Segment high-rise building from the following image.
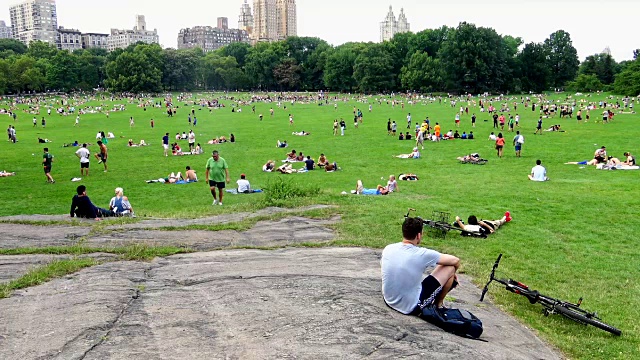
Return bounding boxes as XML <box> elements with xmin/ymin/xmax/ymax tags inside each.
<box><xmin>9</xmin><ymin>0</ymin><xmax>59</xmax><ymax>47</ymax></box>
<box><xmin>177</xmin><ymin>26</ymin><xmax>249</xmax><ymax>52</ymax></box>
<box><xmin>397</xmin><ymin>8</ymin><xmax>410</xmax><ymax>34</ymax></box>
<box><xmin>253</xmin><ymin>0</ymin><xmax>277</xmax><ymax>42</ymax></box>
<box><xmin>380</xmin><ymin>5</ymin><xmax>410</xmax><ymax>42</ymax></box>
<box><xmin>276</xmin><ymin>0</ymin><xmax>296</xmax><ymax>40</ymax></box>
<box><xmin>238</xmin><ymin>0</ymin><xmax>254</xmax><ymax>34</ymax></box>
<box><xmin>57</xmin><ymin>26</ymin><xmax>82</xmax><ymax>51</ymax></box>
<box><xmin>0</xmin><ymin>21</ymin><xmax>12</xmax><ymax>39</ymax></box>
<box><xmin>252</xmin><ymin>0</ymin><xmax>296</xmax><ymax>43</ymax></box>
<box><xmin>107</xmin><ymin>15</ymin><xmax>159</xmax><ymax>51</ymax></box>
<box><xmin>81</xmin><ymin>33</ymin><xmax>109</xmax><ymax>50</ymax></box>
<box><xmin>217</xmin><ymin>17</ymin><xmax>228</xmax><ymax>30</ymax></box>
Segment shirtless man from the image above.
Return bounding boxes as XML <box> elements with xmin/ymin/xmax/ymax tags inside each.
<box><xmin>185</xmin><ymin>166</ymin><xmax>198</xmax><ymax>182</ymax></box>
<box><xmin>94</xmin><ymin>141</ymin><xmax>108</xmax><ymax>172</ymax></box>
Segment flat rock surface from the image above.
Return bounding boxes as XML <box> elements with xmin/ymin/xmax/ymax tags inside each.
<box><xmin>0</xmin><ymin>248</ymin><xmax>561</xmax><ymax>360</ymax></box>
<box><xmin>0</xmin><ymin>224</ymin><xmax>90</xmax><ymax>249</ymax></box>
<box><xmin>0</xmin><ymin>253</ymin><xmax>119</xmax><ymax>283</ymax></box>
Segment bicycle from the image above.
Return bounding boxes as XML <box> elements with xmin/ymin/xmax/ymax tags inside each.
<box><xmin>480</xmin><ymin>254</ymin><xmax>621</xmax><ymax>336</ymax></box>
<box><xmin>405</xmin><ymin>208</ymin><xmax>487</xmax><ymax>239</ymax></box>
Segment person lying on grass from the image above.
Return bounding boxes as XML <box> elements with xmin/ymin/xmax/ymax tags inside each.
<box><xmin>454</xmin><ymin>212</ymin><xmax>511</xmax><ymax>236</ymax></box>
<box><xmin>292</xmin><ymin>131</ymin><xmax>310</xmax><ymax>136</ymax></box>
<box><xmin>0</xmin><ymin>170</ymin><xmax>16</xmax><ymax>177</ymax></box>
<box><xmin>263</xmin><ymin>160</ymin><xmax>276</xmax><ymax>172</ymax></box>
<box><xmin>398</xmin><ymin>173</ymin><xmax>418</xmax><ymax>181</ymax></box>
<box><xmin>395</xmin><ymin>148</ymin><xmax>421</xmax><ymax>159</ymax></box>
<box><xmin>457</xmin><ymin>153</ymin><xmax>484</xmax><ymax>162</ymax></box>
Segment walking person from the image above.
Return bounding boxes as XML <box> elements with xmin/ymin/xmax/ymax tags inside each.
<box><xmin>513</xmin><ymin>131</ymin><xmax>524</xmax><ymax>158</ymax></box>
<box><xmin>188</xmin><ymin>130</ymin><xmax>196</xmax><ymax>152</ymax></box>
<box><xmin>43</xmin><ymin>147</ymin><xmax>55</xmax><ymax>183</ymax></box>
<box><xmin>205</xmin><ymin>150</ymin><xmax>230</xmax><ymax>206</ymax></box>
<box><xmin>75</xmin><ymin>143</ymin><xmax>91</xmax><ymax>176</ymax></box>
<box><xmin>340</xmin><ymin>118</ymin><xmax>346</xmax><ymax>136</ymax></box>
<box><xmin>535</xmin><ymin>117</ymin><xmax>543</xmax><ymax>135</ymax></box>
<box><xmin>495</xmin><ymin>133</ymin><xmax>505</xmax><ymax>158</ymax></box>
<box><xmin>94</xmin><ymin>141</ymin><xmax>108</xmax><ymax>172</ymax></box>
<box><xmin>75</xmin><ymin>115</ymin><xmax>80</xmax><ymax>126</ymax></box>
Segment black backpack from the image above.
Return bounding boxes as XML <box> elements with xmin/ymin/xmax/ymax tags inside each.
<box><xmin>419</xmin><ymin>305</ymin><xmax>483</xmax><ymax>339</ymax></box>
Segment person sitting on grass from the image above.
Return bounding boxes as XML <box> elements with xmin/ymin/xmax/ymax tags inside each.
<box><xmin>185</xmin><ymin>166</ymin><xmax>198</xmax><ymax>182</ymax></box>
<box><xmin>263</xmin><ymin>160</ymin><xmax>276</xmax><ymax>172</ymax></box>
<box><xmin>109</xmin><ymin>187</ymin><xmax>134</xmax><ymax>217</ymax></box>
<box><xmin>528</xmin><ymin>160</ymin><xmax>549</xmax><ymax>181</ymax></box>
<box><xmin>317</xmin><ymin>154</ymin><xmax>329</xmax><ymax>167</ymax></box>
<box><xmin>623</xmin><ymin>152</ymin><xmax>636</xmax><ymax>166</ymax></box>
<box><xmin>286</xmin><ymin>150</ymin><xmax>297</xmax><ymax>161</ymax></box>
<box><xmin>376</xmin><ymin>175</ymin><xmax>399</xmax><ymax>195</ymax></box>
<box><xmin>454</xmin><ymin>212</ymin><xmax>511</xmax><ymax>236</ymax></box>
<box><xmin>296</xmin><ymin>152</ymin><xmax>305</xmax><ymax>162</ymax></box>
<box><xmin>70</xmin><ymin>185</ymin><xmax>113</xmax><ymax>221</ymax></box>
<box><xmin>304</xmin><ymin>156</ymin><xmax>315</xmax><ymax>170</ymax></box>
<box><xmin>325</xmin><ymin>162</ymin><xmax>340</xmax><ymax>172</ymax></box>
<box><xmin>237</xmin><ymin>174</ymin><xmax>252</xmax><ymax>193</ymax></box>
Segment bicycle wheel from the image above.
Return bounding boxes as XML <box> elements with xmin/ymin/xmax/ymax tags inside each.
<box><xmin>554</xmin><ymin>304</ymin><xmax>621</xmax><ymax>336</ymax></box>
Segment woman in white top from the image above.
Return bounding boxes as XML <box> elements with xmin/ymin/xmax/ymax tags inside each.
<box><xmin>377</xmin><ymin>175</ymin><xmax>399</xmax><ymax>195</ymax></box>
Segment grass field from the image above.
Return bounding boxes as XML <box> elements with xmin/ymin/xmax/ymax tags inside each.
<box><xmin>1</xmin><ymin>92</ymin><xmax>638</xmax><ymax>359</ymax></box>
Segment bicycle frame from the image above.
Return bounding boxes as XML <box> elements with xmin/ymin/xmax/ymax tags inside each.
<box><xmin>480</xmin><ymin>254</ymin><xmax>620</xmax><ymax>335</ymax></box>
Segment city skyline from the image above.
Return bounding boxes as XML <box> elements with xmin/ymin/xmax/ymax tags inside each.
<box><xmin>0</xmin><ymin>0</ymin><xmax>638</xmax><ymax>60</ymax></box>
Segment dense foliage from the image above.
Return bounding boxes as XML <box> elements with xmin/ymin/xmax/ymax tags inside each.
<box><xmin>0</xmin><ymin>23</ymin><xmax>639</xmax><ymax>95</ymax></box>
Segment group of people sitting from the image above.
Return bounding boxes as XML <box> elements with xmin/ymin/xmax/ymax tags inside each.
<box><xmin>207</xmin><ymin>134</ymin><xmax>234</xmax><ymax>144</ymax></box>
<box><xmin>565</xmin><ymin>147</ymin><xmax>636</xmax><ymax>168</ymax></box>
<box><xmin>70</xmin><ymin>185</ymin><xmax>134</xmax><ymax>220</ymax></box>
<box><xmin>443</xmin><ymin>130</ymin><xmax>475</xmax><ymax>140</ymax></box>
<box><xmin>146</xmin><ymin>166</ymin><xmax>199</xmax><ymax>184</ymax></box>
<box><xmin>172</xmin><ymin>143</ymin><xmax>203</xmax><ymax>155</ymax></box>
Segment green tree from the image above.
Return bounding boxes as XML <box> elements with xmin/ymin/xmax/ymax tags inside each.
<box><xmin>543</xmin><ymin>30</ymin><xmax>580</xmax><ymax>88</ymax></box>
<box><xmin>579</xmin><ymin>53</ymin><xmax>618</xmax><ymax>85</ymax></box>
<box><xmin>273</xmin><ymin>58</ymin><xmax>301</xmax><ymax>90</ymax></box>
<box><xmin>353</xmin><ymin>43</ymin><xmax>395</xmax><ymax>92</ymax></box>
<box><xmin>517</xmin><ymin>42</ymin><xmax>551</xmax><ymax>93</ymax></box>
<box><xmin>323</xmin><ymin>45</ymin><xmax>359</xmax><ymax>92</ymax></box>
<box><xmin>567</xmin><ymin>74</ymin><xmax>604</xmax><ymax>92</ymax></box>
<box><xmin>400</xmin><ymin>51</ymin><xmax>442</xmax><ymax>92</ymax></box>
<box><xmin>46</xmin><ymin>51</ymin><xmax>80</xmax><ymax>91</ymax></box>
<box><xmin>0</xmin><ymin>39</ymin><xmax>28</xmax><ymax>58</ymax></box>
<box><xmin>244</xmin><ymin>42</ymin><xmax>280</xmax><ymax>89</ymax></box>
<box><xmin>218</xmin><ymin>42</ymin><xmax>251</xmax><ymax>67</ymax></box>
<box><xmin>613</xmin><ymin>59</ymin><xmax>640</xmax><ymax>96</ymax></box>
<box><xmin>105</xmin><ymin>44</ymin><xmax>163</xmax><ymax>92</ymax></box>
<box><xmin>27</xmin><ymin>41</ymin><xmax>58</xmax><ymax>60</ymax></box>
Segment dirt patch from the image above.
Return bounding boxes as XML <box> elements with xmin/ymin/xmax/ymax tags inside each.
<box><xmin>0</xmin><ymin>248</ymin><xmax>560</xmax><ymax>359</ymax></box>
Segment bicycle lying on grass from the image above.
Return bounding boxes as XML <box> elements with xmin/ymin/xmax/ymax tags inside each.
<box><xmin>404</xmin><ymin>208</ymin><xmax>487</xmax><ymax>239</ymax></box>
<box><xmin>480</xmin><ymin>254</ymin><xmax>621</xmax><ymax>336</ymax></box>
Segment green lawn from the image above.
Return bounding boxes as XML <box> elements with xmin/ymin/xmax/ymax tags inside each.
<box><xmin>1</xmin><ymin>93</ymin><xmax>638</xmax><ymax>359</ymax></box>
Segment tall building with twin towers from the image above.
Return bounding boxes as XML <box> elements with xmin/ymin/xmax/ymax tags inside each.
<box><xmin>380</xmin><ymin>5</ymin><xmax>410</xmax><ymax>42</ymax></box>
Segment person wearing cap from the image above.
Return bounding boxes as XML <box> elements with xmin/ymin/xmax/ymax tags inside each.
<box><xmin>236</xmin><ymin>174</ymin><xmax>251</xmax><ymax>194</ymax></box>
<box><xmin>109</xmin><ymin>187</ymin><xmax>134</xmax><ymax>216</ymax></box>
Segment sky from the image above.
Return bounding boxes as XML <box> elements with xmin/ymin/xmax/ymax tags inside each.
<box><xmin>1</xmin><ymin>0</ymin><xmax>638</xmax><ymax>61</ymax></box>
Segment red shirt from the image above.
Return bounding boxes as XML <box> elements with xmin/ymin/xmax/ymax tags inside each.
<box><xmin>496</xmin><ymin>138</ymin><xmax>505</xmax><ymax>146</ymax></box>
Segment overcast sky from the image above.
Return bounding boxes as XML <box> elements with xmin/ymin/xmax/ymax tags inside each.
<box><xmin>1</xmin><ymin>0</ymin><xmax>638</xmax><ymax>61</ymax></box>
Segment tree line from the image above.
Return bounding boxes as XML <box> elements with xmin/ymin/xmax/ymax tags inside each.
<box><xmin>1</xmin><ymin>22</ymin><xmax>639</xmax><ymax>96</ymax></box>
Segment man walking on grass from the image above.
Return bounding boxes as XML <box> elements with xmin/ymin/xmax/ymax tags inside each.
<box><xmin>43</xmin><ymin>147</ymin><xmax>55</xmax><ymax>183</ymax></box>
<box><xmin>94</xmin><ymin>141</ymin><xmax>108</xmax><ymax>172</ymax></box>
<box><xmin>205</xmin><ymin>150</ymin><xmax>230</xmax><ymax>206</ymax></box>
<box><xmin>382</xmin><ymin>217</ymin><xmax>461</xmax><ymax>315</ymax></box>
<box><xmin>513</xmin><ymin>131</ymin><xmax>524</xmax><ymax>158</ymax></box>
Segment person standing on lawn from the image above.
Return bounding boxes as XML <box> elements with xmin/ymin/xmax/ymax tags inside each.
<box><xmin>205</xmin><ymin>150</ymin><xmax>230</xmax><ymax>206</ymax></box>
<box><xmin>75</xmin><ymin>143</ymin><xmax>90</xmax><ymax>176</ymax></box>
<box><xmin>94</xmin><ymin>141</ymin><xmax>108</xmax><ymax>172</ymax></box>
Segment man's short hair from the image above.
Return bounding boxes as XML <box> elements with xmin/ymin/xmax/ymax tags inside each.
<box><xmin>43</xmin><ymin>147</ymin><xmax>48</xmax><ymax>151</ymax></box>
<box><xmin>536</xmin><ymin>159</ymin><xmax>542</xmax><ymax>165</ymax></box>
<box><xmin>402</xmin><ymin>217</ymin><xmax>423</xmax><ymax>240</ymax></box>
<box><xmin>468</xmin><ymin>215</ymin><xmax>479</xmax><ymax>225</ymax></box>
<box><xmin>97</xmin><ymin>141</ymin><xmax>102</xmax><ymax>145</ymax></box>
<box><xmin>76</xmin><ymin>185</ymin><xmax>86</xmax><ymax>195</ymax></box>
<box><xmin>186</xmin><ymin>166</ymin><xmax>191</xmax><ymax>170</ymax></box>
<box><xmin>212</xmin><ymin>150</ymin><xmax>219</xmax><ymax>155</ymax></box>
<box><xmin>83</xmin><ymin>143</ymin><xmax>87</xmax><ymax>148</ymax></box>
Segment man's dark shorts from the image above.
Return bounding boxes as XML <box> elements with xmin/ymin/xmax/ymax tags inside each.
<box><xmin>209</xmin><ymin>180</ymin><xmax>226</xmax><ymax>189</ymax></box>
<box><xmin>44</xmin><ymin>166</ymin><xmax>51</xmax><ymax>174</ymax></box>
<box><xmin>100</xmin><ymin>154</ymin><xmax>107</xmax><ymax>163</ymax></box>
<box><xmin>410</xmin><ymin>275</ymin><xmax>443</xmax><ymax>315</ymax></box>
<box><xmin>81</xmin><ymin>162</ymin><xmax>89</xmax><ymax>169</ymax></box>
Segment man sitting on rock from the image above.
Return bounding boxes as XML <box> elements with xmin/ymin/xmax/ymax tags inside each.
<box><xmin>381</xmin><ymin>217</ymin><xmax>461</xmax><ymax>315</ymax></box>
<box><xmin>70</xmin><ymin>185</ymin><xmax>113</xmax><ymax>221</ymax></box>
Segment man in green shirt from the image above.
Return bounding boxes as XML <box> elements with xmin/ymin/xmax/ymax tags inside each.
<box><xmin>43</xmin><ymin>147</ymin><xmax>55</xmax><ymax>183</ymax></box>
<box><xmin>205</xmin><ymin>150</ymin><xmax>230</xmax><ymax>206</ymax></box>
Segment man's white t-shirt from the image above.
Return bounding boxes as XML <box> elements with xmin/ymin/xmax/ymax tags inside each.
<box><xmin>463</xmin><ymin>224</ymin><xmax>482</xmax><ymax>233</ymax></box>
<box><xmin>531</xmin><ymin>165</ymin><xmax>547</xmax><ymax>181</ymax></box>
<box><xmin>381</xmin><ymin>242</ymin><xmax>441</xmax><ymax>314</ymax></box>
<box><xmin>76</xmin><ymin>148</ymin><xmax>90</xmax><ymax>163</ymax></box>
<box><xmin>237</xmin><ymin>179</ymin><xmax>251</xmax><ymax>193</ymax></box>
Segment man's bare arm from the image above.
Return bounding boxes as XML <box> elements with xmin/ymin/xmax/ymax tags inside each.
<box><xmin>437</xmin><ymin>254</ymin><xmax>460</xmax><ymax>269</ymax></box>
